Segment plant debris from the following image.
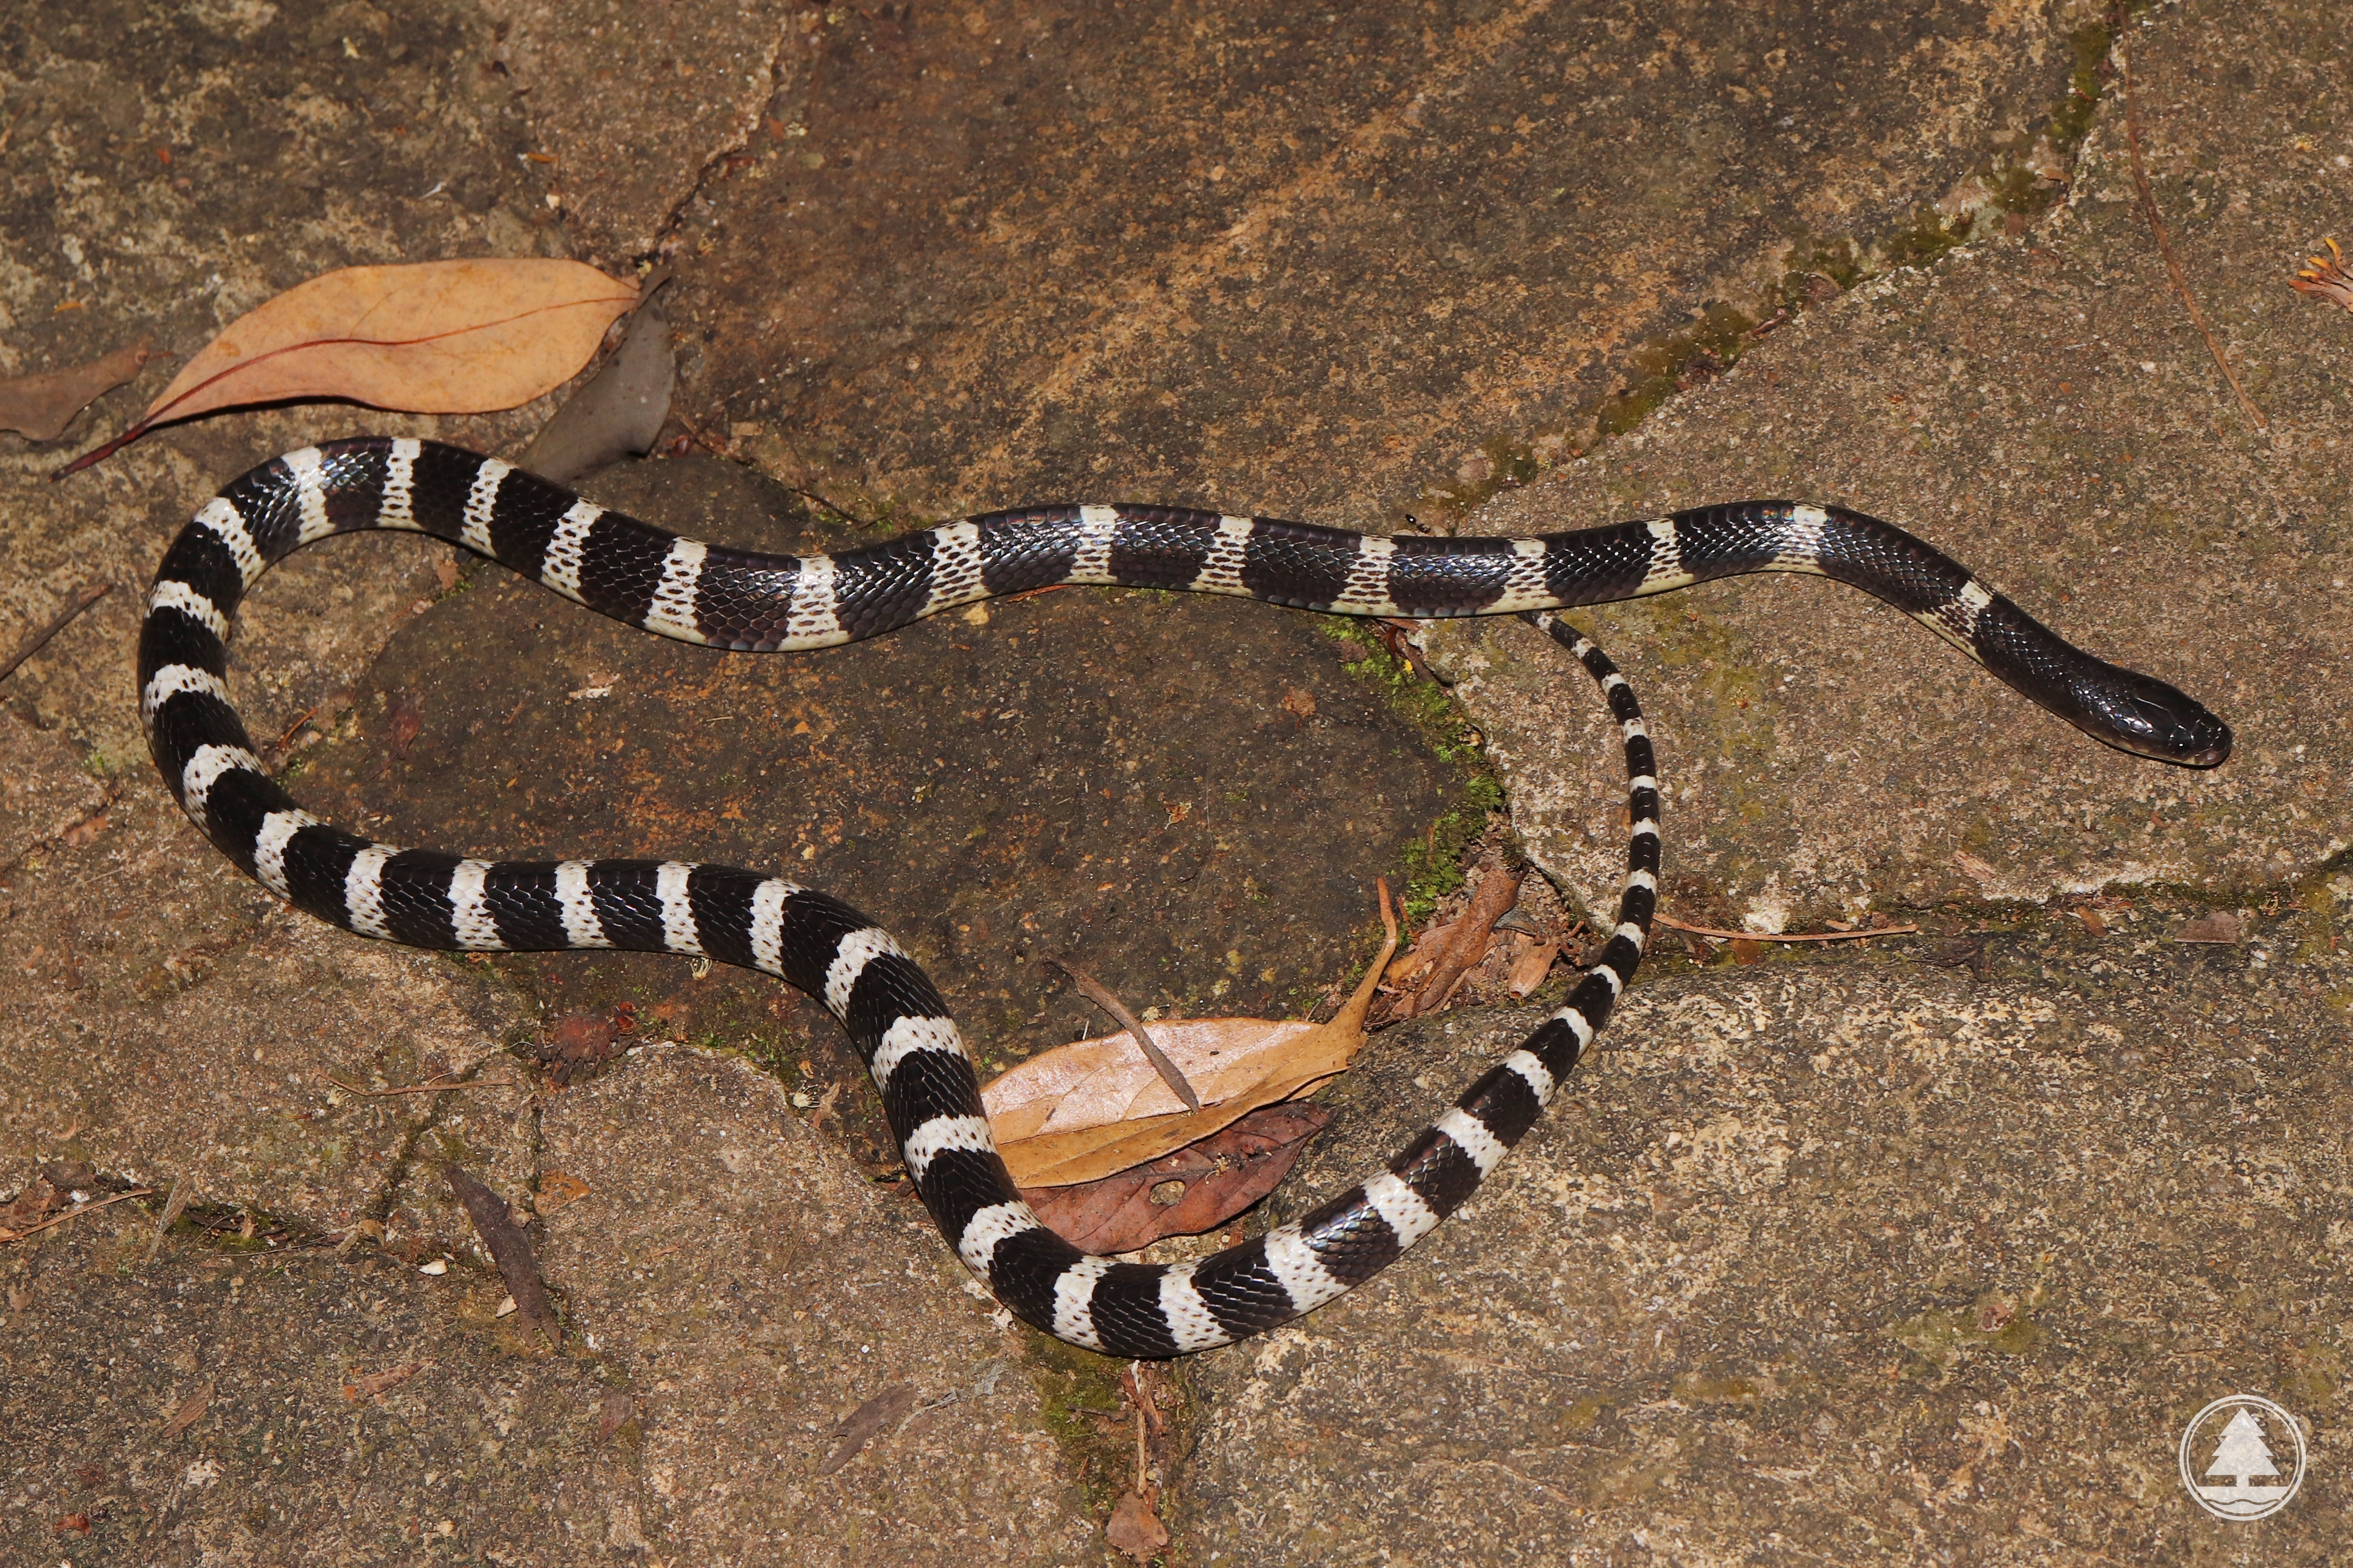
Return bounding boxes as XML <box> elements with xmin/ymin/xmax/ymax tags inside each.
<box><xmin>983</xmin><ymin>885</ymin><xmax>1397</xmax><ymax>1188</ymax></box>
<box><xmin>0</xmin><ymin>336</ymin><xmax>160</xmax><ymax>441</ymax></box>
<box><xmin>513</xmin><ymin>277</ymin><xmax>676</xmax><ymax>484</ymax></box>
<box><xmin>441</xmin><ymin>1164</ymin><xmax>559</xmax><ymax>1348</ymax></box>
<box><xmin>60</xmin><ymin>258</ymin><xmax>637</xmax><ymax>475</ymax></box>
<box><xmin>341</xmin><ymin>1360</ymin><xmax>427</xmax><ymax>1403</ymax></box>
<box><xmin>819</xmin><ymin>1384</ymin><xmax>919</xmax><ymax>1475</ymax></box>
<box><xmin>1105</xmin><ymin>1489</ymin><xmax>1170</xmax><ymax>1562</ymax></box>
<box><xmin>159</xmin><ymin>1378</ymin><xmax>213</xmax><ymax>1440</ymax></box>
<box><xmin>2292</xmin><ymin>236</ymin><xmax>2353</xmax><ymax>312</ymax></box>
<box><xmin>1021</xmin><ymin>1103</ymin><xmax>1330</xmax><ymax>1253</ymax></box>
<box><xmin>0</xmin><ymin>581</ymin><xmax>111</xmax><ymax>686</ymax></box>
<box><xmin>1049</xmin><ymin>955</ymin><xmax>1200</xmax><ymax>1112</ymax></box>
<box><xmin>2176</xmin><ymin>910</ymin><xmax>2241</xmax><ymax>944</ymax></box>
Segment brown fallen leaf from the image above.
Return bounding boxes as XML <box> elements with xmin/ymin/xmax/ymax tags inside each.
<box><xmin>1505</xmin><ymin>939</ymin><xmax>1561</xmax><ymax>998</ymax></box>
<box><xmin>341</xmin><ymin>1359</ymin><xmax>427</xmax><ymax>1403</ymax></box>
<box><xmin>1405</xmin><ymin>862</ymin><xmax>1523</xmax><ymax>1016</ymax></box>
<box><xmin>0</xmin><ymin>337</ymin><xmax>160</xmax><ymax>441</ymax></box>
<box><xmin>60</xmin><ymin>259</ymin><xmax>637</xmax><ymax>475</ymax></box>
<box><xmin>2177</xmin><ymin>911</ymin><xmax>2241</xmax><ymax>944</ymax></box>
<box><xmin>1</xmin><ymin>1177</ymin><xmax>59</xmax><ymax>1234</ymax></box>
<box><xmin>443</xmin><ymin>1164</ymin><xmax>559</xmax><ymax>1348</ymax></box>
<box><xmin>536</xmin><ymin>1169</ymin><xmax>592</xmax><ymax>1215</ymax></box>
<box><xmin>819</xmin><ymin>1384</ymin><xmax>919</xmax><ymax>1475</ymax></box>
<box><xmin>1021</xmin><ymin>1104</ymin><xmax>1330</xmax><ymax>1254</ymax></box>
<box><xmin>1382</xmin><ymin>917</ymin><xmax>1457</xmax><ymax>991</ymax></box>
<box><xmin>160</xmin><ymin>1377</ymin><xmax>213</xmax><ymax>1440</ymax></box>
<box><xmin>387</xmin><ymin>696</ymin><xmax>424</xmax><ymax>758</ymax></box>
<box><xmin>984</xmin><ymin>889</ymin><xmax>1397</xmax><ymax>1189</ymax></box>
<box><xmin>1106</xmin><ymin>1491</ymin><xmax>1170</xmax><ymax>1562</ymax></box>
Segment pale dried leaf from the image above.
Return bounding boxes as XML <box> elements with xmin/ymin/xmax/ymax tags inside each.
<box><xmin>986</xmin><ymin>919</ymin><xmax>1394</xmax><ymax>1189</ymax></box>
<box><xmin>66</xmin><ymin>260</ymin><xmax>636</xmax><ymax>472</ymax></box>
<box><xmin>0</xmin><ymin>337</ymin><xmax>159</xmax><ymax>441</ymax></box>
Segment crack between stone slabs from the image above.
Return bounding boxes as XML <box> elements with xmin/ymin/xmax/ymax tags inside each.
<box><xmin>633</xmin><ymin>16</ymin><xmax>813</xmax><ymax>268</ymax></box>
<box><xmin>1416</xmin><ymin>9</ymin><xmax>2155</xmax><ymax>528</ymax></box>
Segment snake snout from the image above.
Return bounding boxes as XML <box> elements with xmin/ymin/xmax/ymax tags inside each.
<box><xmin>2121</xmin><ymin>686</ymin><xmax>2232</xmax><ymax>767</ymax></box>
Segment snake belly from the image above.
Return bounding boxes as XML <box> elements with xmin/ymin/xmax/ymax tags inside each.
<box><xmin>138</xmin><ymin>438</ymin><xmax>2230</xmax><ymax>1357</ymax></box>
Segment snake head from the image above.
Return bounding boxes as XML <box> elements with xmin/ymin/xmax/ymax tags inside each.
<box><xmin>2090</xmin><ymin>668</ymin><xmax>2232</xmax><ymax>767</ymax></box>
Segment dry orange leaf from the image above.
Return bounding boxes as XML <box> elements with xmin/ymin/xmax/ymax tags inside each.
<box><xmin>61</xmin><ymin>259</ymin><xmax>637</xmax><ymax>474</ymax></box>
<box><xmin>982</xmin><ymin>897</ymin><xmax>1397</xmax><ymax>1189</ymax></box>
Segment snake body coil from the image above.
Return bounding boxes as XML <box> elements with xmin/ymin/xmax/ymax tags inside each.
<box><xmin>140</xmin><ymin>437</ymin><xmax>2228</xmax><ymax>1357</ymax></box>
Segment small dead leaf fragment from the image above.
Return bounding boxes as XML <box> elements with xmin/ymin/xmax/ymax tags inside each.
<box><xmin>443</xmin><ymin>1164</ymin><xmax>559</xmax><ymax>1348</ymax></box>
<box><xmin>596</xmin><ymin>1391</ymin><xmax>636</xmax><ymax>1442</ymax></box>
<box><xmin>1</xmin><ymin>1177</ymin><xmax>60</xmax><ymax>1234</ymax></box>
<box><xmin>819</xmin><ymin>1384</ymin><xmax>919</xmax><ymax>1475</ymax></box>
<box><xmin>536</xmin><ymin>1170</ymin><xmax>592</xmax><ymax>1214</ymax></box>
<box><xmin>388</xmin><ymin>697</ymin><xmax>423</xmax><ymax>758</ymax></box>
<box><xmin>54</xmin><ymin>1513</ymin><xmax>90</xmax><ymax>1533</ymax></box>
<box><xmin>1106</xmin><ymin>1491</ymin><xmax>1170</xmax><ymax>1562</ymax></box>
<box><xmin>1951</xmin><ymin>849</ymin><xmax>2000</xmax><ymax>887</ymax></box>
<box><xmin>0</xmin><ymin>336</ymin><xmax>159</xmax><ymax>441</ymax></box>
<box><xmin>1022</xmin><ymin>1103</ymin><xmax>1329</xmax><ymax>1253</ymax></box>
<box><xmin>514</xmin><ymin>278</ymin><xmax>676</xmax><ymax>484</ymax></box>
<box><xmin>160</xmin><ymin>1377</ymin><xmax>213</xmax><ymax>1439</ymax></box>
<box><xmin>341</xmin><ymin>1359</ymin><xmax>426</xmax><ymax>1403</ymax></box>
<box><xmin>2177</xmin><ymin>911</ymin><xmax>2240</xmax><ymax>944</ymax></box>
<box><xmin>1728</xmin><ymin>937</ymin><xmax>1764</xmax><ymax>965</ymax></box>
<box><xmin>61</xmin><ymin>259</ymin><xmax>637</xmax><ymax>474</ymax></box>
<box><xmin>1505</xmin><ymin>940</ymin><xmax>1560</xmax><ymax>998</ymax></box>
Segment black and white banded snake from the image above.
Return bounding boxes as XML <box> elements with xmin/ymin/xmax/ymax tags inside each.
<box><xmin>139</xmin><ymin>437</ymin><xmax>2229</xmax><ymax>1358</ymax></box>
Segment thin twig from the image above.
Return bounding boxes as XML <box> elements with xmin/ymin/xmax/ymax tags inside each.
<box><xmin>273</xmin><ymin>704</ymin><xmax>320</xmax><ymax>752</ymax></box>
<box><xmin>2116</xmin><ymin>14</ymin><xmax>2266</xmax><ymax>430</ymax></box>
<box><xmin>323</xmin><ymin>1072</ymin><xmax>523</xmax><ymax>1097</ymax></box>
<box><xmin>0</xmin><ymin>581</ymin><xmax>111</xmax><ymax>684</ymax></box>
<box><xmin>0</xmin><ymin>1187</ymin><xmax>154</xmax><ymax>1245</ymax></box>
<box><xmin>1654</xmin><ymin>912</ymin><xmax>1920</xmax><ymax>944</ymax></box>
<box><xmin>787</xmin><ymin>485</ymin><xmax>874</xmax><ymax>530</ymax></box>
<box><xmin>1048</xmin><ymin>957</ymin><xmax>1201</xmax><ymax>1112</ymax></box>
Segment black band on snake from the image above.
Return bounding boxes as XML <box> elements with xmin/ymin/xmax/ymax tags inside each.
<box><xmin>138</xmin><ymin>438</ymin><xmax>2231</xmax><ymax>1358</ymax></box>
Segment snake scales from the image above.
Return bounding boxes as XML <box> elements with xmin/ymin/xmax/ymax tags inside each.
<box><xmin>139</xmin><ymin>437</ymin><xmax>2229</xmax><ymax>1357</ymax></box>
